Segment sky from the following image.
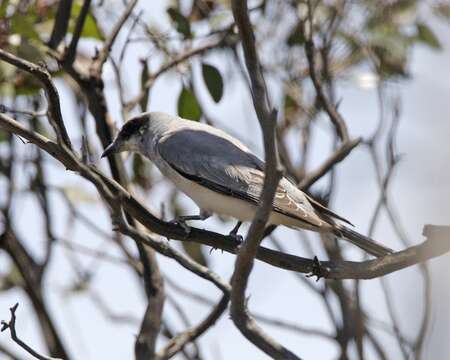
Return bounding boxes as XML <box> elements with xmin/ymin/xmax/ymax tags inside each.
<box><xmin>1</xmin><ymin>1</ymin><xmax>450</xmax><ymax>359</ymax></box>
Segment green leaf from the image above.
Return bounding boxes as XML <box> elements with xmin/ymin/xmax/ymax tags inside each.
<box><xmin>167</xmin><ymin>7</ymin><xmax>191</xmax><ymax>38</ymax></box>
<box><xmin>177</xmin><ymin>87</ymin><xmax>202</xmax><ymax>121</ymax></box>
<box><xmin>284</xmin><ymin>93</ymin><xmax>298</xmax><ymax>117</ymax></box>
<box><xmin>182</xmin><ymin>242</ymin><xmax>208</xmax><ymax>266</ymax></box>
<box><xmin>0</xmin><ymin>265</ymin><xmax>23</xmax><ymax>291</ymax></box>
<box><xmin>390</xmin><ymin>0</ymin><xmax>417</xmax><ymax>25</ymax></box>
<box><xmin>11</xmin><ymin>13</ymin><xmax>40</xmax><ymax>40</ymax></box>
<box><xmin>201</xmin><ymin>63</ymin><xmax>223</xmax><ymax>103</ymax></box>
<box><xmin>416</xmin><ymin>23</ymin><xmax>441</xmax><ymax>49</ymax></box>
<box><xmin>0</xmin><ymin>0</ymin><xmax>9</xmax><ymax>18</ymax></box>
<box><xmin>16</xmin><ymin>41</ymin><xmax>44</xmax><ymax>63</ymax></box>
<box><xmin>140</xmin><ymin>61</ymin><xmax>149</xmax><ymax>112</ymax></box>
<box><xmin>286</xmin><ymin>23</ymin><xmax>305</xmax><ymax>46</ymax></box>
<box><xmin>69</xmin><ymin>2</ymin><xmax>104</xmax><ymax>40</ymax></box>
<box><xmin>372</xmin><ymin>44</ymin><xmax>408</xmax><ymax>78</ymax></box>
<box><xmin>0</xmin><ymin>129</ymin><xmax>8</xmax><ymax>143</ymax></box>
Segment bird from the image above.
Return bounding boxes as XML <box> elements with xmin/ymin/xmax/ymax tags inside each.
<box><xmin>102</xmin><ymin>111</ymin><xmax>393</xmax><ymax>257</ymax></box>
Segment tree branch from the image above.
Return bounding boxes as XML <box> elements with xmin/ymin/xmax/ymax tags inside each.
<box><xmin>124</xmin><ymin>36</ymin><xmax>228</xmax><ymax>113</ymax></box>
<box><xmin>299</xmin><ymin>138</ymin><xmax>361</xmax><ymax>190</ymax></box>
<box><xmin>1</xmin><ymin>303</ymin><xmax>62</xmax><ymax>360</ymax></box>
<box><xmin>1</xmin><ymin>114</ymin><xmax>449</xmax><ymax>281</ymax></box>
<box><xmin>0</xmin><ymin>229</ymin><xmax>70</xmax><ymax>359</ymax></box>
<box><xmin>155</xmin><ymin>295</ymin><xmax>229</xmax><ymax>360</ymax></box>
<box><xmin>48</xmin><ymin>0</ymin><xmax>73</xmax><ymax>50</ymax></box>
<box><xmin>304</xmin><ymin>0</ymin><xmax>349</xmax><ymax>142</ymax></box>
<box><xmin>230</xmin><ymin>1</ymin><xmax>302</xmax><ymax>359</ymax></box>
<box><xmin>64</xmin><ymin>0</ymin><xmax>92</xmax><ymax>65</ymax></box>
<box><xmin>93</xmin><ymin>0</ymin><xmax>139</xmax><ymax>74</ymax></box>
<box><xmin>0</xmin><ymin>49</ymin><xmax>72</xmax><ymax>150</ymax></box>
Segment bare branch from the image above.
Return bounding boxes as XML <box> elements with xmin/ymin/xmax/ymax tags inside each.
<box><xmin>1</xmin><ymin>304</ymin><xmax>63</xmax><ymax>360</ymax></box>
<box><xmin>0</xmin><ymin>104</ymin><xmax>47</xmax><ymax>117</ymax></box>
<box><xmin>118</xmin><ymin>221</ymin><xmax>230</xmax><ymax>294</ymax></box>
<box><xmin>48</xmin><ymin>0</ymin><xmax>73</xmax><ymax>49</ymax></box>
<box><xmin>64</xmin><ymin>0</ymin><xmax>92</xmax><ymax>65</ymax></box>
<box><xmin>93</xmin><ymin>0</ymin><xmax>139</xmax><ymax>73</ymax></box>
<box><xmin>299</xmin><ymin>138</ymin><xmax>361</xmax><ymax>190</ymax></box>
<box><xmin>230</xmin><ymin>1</ymin><xmax>302</xmax><ymax>359</ymax></box>
<box><xmin>124</xmin><ymin>37</ymin><xmax>227</xmax><ymax>113</ymax></box>
<box><xmin>304</xmin><ymin>0</ymin><xmax>349</xmax><ymax>142</ymax></box>
<box><xmin>0</xmin><ymin>228</ymin><xmax>70</xmax><ymax>359</ymax></box>
<box><xmin>156</xmin><ymin>295</ymin><xmax>229</xmax><ymax>360</ymax></box>
<box><xmin>0</xmin><ymin>49</ymin><xmax>72</xmax><ymax>150</ymax></box>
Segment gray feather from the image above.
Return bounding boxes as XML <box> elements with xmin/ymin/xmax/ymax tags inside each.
<box><xmin>157</xmin><ymin>128</ymin><xmax>325</xmax><ymax>228</ymax></box>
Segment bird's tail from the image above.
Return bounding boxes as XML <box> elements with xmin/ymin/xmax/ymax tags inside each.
<box><xmin>333</xmin><ymin>224</ymin><xmax>393</xmax><ymax>258</ymax></box>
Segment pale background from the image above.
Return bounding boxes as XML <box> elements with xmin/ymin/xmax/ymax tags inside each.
<box><xmin>0</xmin><ymin>1</ymin><xmax>449</xmax><ymax>359</ymax></box>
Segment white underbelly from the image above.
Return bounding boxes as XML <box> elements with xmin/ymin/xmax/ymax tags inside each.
<box><xmin>154</xmin><ymin>158</ymin><xmax>324</xmax><ymax>231</ymax></box>
<box><xmin>174</xmin><ymin>173</ymin><xmax>257</xmax><ymax>221</ymax></box>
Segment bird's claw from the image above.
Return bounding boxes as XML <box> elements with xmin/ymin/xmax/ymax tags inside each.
<box><xmin>229</xmin><ymin>231</ymin><xmax>243</xmax><ymax>243</ymax></box>
<box><xmin>306</xmin><ymin>256</ymin><xmax>324</xmax><ymax>281</ymax></box>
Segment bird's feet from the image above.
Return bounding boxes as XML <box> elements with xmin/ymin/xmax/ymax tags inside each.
<box><xmin>229</xmin><ymin>231</ymin><xmax>243</xmax><ymax>243</ymax></box>
<box><xmin>169</xmin><ymin>211</ymin><xmax>211</xmax><ymax>235</ymax></box>
<box><xmin>229</xmin><ymin>221</ymin><xmax>243</xmax><ymax>243</ymax></box>
<box><xmin>306</xmin><ymin>256</ymin><xmax>324</xmax><ymax>281</ymax></box>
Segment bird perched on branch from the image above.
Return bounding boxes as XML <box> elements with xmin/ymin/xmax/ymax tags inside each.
<box><xmin>102</xmin><ymin>112</ymin><xmax>392</xmax><ymax>257</ymax></box>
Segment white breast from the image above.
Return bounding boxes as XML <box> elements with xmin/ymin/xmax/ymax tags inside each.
<box><xmin>155</xmin><ymin>157</ymin><xmax>256</xmax><ymax>220</ymax></box>
<box><xmin>152</xmin><ymin>157</ymin><xmax>323</xmax><ymax>231</ymax></box>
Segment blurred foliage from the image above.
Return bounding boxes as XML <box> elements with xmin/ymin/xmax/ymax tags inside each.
<box><xmin>0</xmin><ymin>265</ymin><xmax>23</xmax><ymax>291</ymax></box>
<box><xmin>167</xmin><ymin>7</ymin><xmax>192</xmax><ymax>39</ymax></box>
<box><xmin>0</xmin><ymin>0</ymin><xmax>447</xmax><ymax>126</ymax></box>
<box><xmin>0</xmin><ymin>129</ymin><xmax>7</xmax><ymax>142</ymax></box>
<box><xmin>335</xmin><ymin>0</ymin><xmax>443</xmax><ymax>78</ymax></box>
<box><xmin>433</xmin><ymin>2</ymin><xmax>450</xmax><ymax>20</ymax></box>
<box><xmin>286</xmin><ymin>22</ymin><xmax>305</xmax><ymax>47</ymax></box>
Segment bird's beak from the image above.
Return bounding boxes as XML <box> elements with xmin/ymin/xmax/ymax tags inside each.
<box><xmin>101</xmin><ymin>141</ymin><xmax>119</xmax><ymax>158</ymax></box>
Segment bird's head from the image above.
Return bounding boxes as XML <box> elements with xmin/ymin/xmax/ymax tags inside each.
<box><xmin>101</xmin><ymin>115</ymin><xmax>150</xmax><ymax>158</ymax></box>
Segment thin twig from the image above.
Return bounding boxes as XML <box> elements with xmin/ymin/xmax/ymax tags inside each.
<box><xmin>48</xmin><ymin>0</ymin><xmax>73</xmax><ymax>49</ymax></box>
<box><xmin>0</xmin><ymin>49</ymin><xmax>72</xmax><ymax>150</ymax></box>
<box><xmin>124</xmin><ymin>36</ymin><xmax>227</xmax><ymax>113</ymax></box>
<box><xmin>64</xmin><ymin>0</ymin><xmax>92</xmax><ymax>65</ymax></box>
<box><xmin>299</xmin><ymin>138</ymin><xmax>361</xmax><ymax>190</ymax></box>
<box><xmin>304</xmin><ymin>0</ymin><xmax>349</xmax><ymax>142</ymax></box>
<box><xmin>155</xmin><ymin>295</ymin><xmax>229</xmax><ymax>360</ymax></box>
<box><xmin>93</xmin><ymin>0</ymin><xmax>139</xmax><ymax>73</ymax></box>
<box><xmin>1</xmin><ymin>303</ymin><xmax>63</xmax><ymax>360</ymax></box>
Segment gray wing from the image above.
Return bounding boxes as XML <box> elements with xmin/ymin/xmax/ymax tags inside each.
<box><xmin>157</xmin><ymin>128</ymin><xmax>326</xmax><ymax>228</ymax></box>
